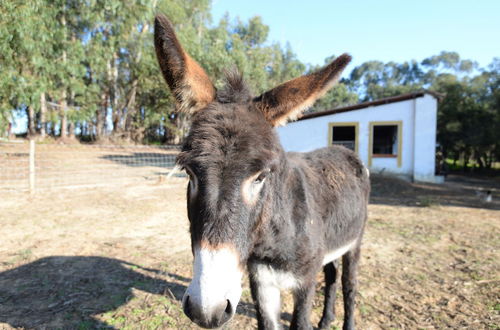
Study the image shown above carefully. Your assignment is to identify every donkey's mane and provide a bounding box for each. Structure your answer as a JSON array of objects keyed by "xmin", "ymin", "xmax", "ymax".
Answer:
[{"xmin": 216, "ymin": 69, "xmax": 252, "ymax": 104}]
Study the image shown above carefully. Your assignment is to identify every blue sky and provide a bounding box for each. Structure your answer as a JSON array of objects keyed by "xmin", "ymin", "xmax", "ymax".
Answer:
[{"xmin": 211, "ymin": 0, "xmax": 499, "ymax": 70}]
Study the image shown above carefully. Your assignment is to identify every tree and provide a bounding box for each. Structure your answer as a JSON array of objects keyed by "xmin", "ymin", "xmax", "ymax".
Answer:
[
  {"xmin": 348, "ymin": 60, "xmax": 424, "ymax": 101},
  {"xmin": 0, "ymin": 1, "xmax": 50, "ymax": 137},
  {"xmin": 429, "ymin": 56, "xmax": 499, "ymax": 170}
]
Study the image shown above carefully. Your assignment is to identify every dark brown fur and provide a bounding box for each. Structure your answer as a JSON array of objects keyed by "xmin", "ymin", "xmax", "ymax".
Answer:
[
  {"xmin": 154, "ymin": 15, "xmax": 215, "ymax": 113},
  {"xmin": 154, "ymin": 14, "xmax": 369, "ymax": 330}
]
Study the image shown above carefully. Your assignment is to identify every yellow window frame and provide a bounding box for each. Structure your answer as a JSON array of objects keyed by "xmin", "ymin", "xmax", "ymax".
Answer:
[{"xmin": 328, "ymin": 122, "xmax": 359, "ymax": 154}]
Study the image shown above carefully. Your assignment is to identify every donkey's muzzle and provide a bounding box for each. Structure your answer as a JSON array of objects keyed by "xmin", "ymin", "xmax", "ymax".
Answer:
[
  {"xmin": 183, "ymin": 295, "xmax": 234, "ymax": 328},
  {"xmin": 181, "ymin": 246, "xmax": 242, "ymax": 328}
]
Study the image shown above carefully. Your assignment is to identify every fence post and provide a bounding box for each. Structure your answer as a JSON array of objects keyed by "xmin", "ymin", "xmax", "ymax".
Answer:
[{"xmin": 29, "ymin": 139, "xmax": 35, "ymax": 194}]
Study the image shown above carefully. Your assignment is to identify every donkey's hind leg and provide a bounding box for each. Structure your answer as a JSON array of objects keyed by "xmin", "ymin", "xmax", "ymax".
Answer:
[
  {"xmin": 318, "ymin": 260, "xmax": 340, "ymax": 329},
  {"xmin": 341, "ymin": 244, "xmax": 361, "ymax": 330}
]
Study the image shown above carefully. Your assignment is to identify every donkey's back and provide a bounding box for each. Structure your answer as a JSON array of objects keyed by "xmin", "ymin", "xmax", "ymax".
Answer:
[
  {"xmin": 301, "ymin": 145, "xmax": 370, "ymax": 205},
  {"xmin": 287, "ymin": 145, "xmax": 370, "ymax": 252}
]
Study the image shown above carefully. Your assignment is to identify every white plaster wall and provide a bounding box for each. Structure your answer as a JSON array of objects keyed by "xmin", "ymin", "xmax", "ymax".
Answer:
[
  {"xmin": 413, "ymin": 95, "xmax": 438, "ymax": 182},
  {"xmin": 276, "ymin": 98, "xmax": 422, "ymax": 176},
  {"xmin": 277, "ymin": 116, "xmax": 329, "ymax": 153}
]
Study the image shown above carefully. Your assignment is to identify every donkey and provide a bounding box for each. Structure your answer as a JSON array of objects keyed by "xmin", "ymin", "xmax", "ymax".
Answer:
[{"xmin": 154, "ymin": 14, "xmax": 370, "ymax": 330}]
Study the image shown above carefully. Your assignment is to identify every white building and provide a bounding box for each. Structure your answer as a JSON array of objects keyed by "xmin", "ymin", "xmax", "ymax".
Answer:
[{"xmin": 277, "ymin": 91, "xmax": 444, "ymax": 183}]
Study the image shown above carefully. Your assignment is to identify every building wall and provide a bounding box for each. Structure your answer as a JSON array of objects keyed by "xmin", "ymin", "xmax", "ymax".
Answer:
[
  {"xmin": 413, "ymin": 95, "xmax": 438, "ymax": 182},
  {"xmin": 276, "ymin": 95, "xmax": 439, "ymax": 181}
]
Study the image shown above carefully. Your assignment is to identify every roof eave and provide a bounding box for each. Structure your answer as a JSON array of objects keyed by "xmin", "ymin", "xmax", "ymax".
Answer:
[{"xmin": 297, "ymin": 90, "xmax": 442, "ymax": 122}]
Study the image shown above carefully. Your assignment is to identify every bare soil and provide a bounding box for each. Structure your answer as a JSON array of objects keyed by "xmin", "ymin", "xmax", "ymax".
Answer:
[{"xmin": 0, "ymin": 173, "xmax": 499, "ymax": 329}]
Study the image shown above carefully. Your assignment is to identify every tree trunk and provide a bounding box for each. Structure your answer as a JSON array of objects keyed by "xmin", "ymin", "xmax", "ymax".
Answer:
[
  {"xmin": 121, "ymin": 21, "xmax": 150, "ymax": 141},
  {"xmin": 88, "ymin": 121, "xmax": 95, "ymax": 140},
  {"xmin": 68, "ymin": 90, "xmax": 76, "ymax": 140},
  {"xmin": 60, "ymin": 113, "xmax": 67, "ymax": 138},
  {"xmin": 68, "ymin": 121, "xmax": 75, "ymax": 139},
  {"xmin": 95, "ymin": 108, "xmax": 103, "ymax": 139},
  {"xmin": 476, "ymin": 152, "xmax": 485, "ymax": 169},
  {"xmin": 59, "ymin": 12, "xmax": 68, "ymax": 140},
  {"xmin": 60, "ymin": 90, "xmax": 68, "ymax": 139},
  {"xmin": 485, "ymin": 152, "xmax": 493, "ymax": 169},
  {"xmin": 27, "ymin": 105, "xmax": 36, "ymax": 137},
  {"xmin": 40, "ymin": 92, "xmax": 46, "ymax": 138},
  {"xmin": 124, "ymin": 79, "xmax": 138, "ymax": 139},
  {"xmin": 96, "ymin": 91, "xmax": 107, "ymax": 139},
  {"xmin": 7, "ymin": 122, "xmax": 14, "ymax": 139},
  {"xmin": 109, "ymin": 52, "xmax": 120, "ymax": 136},
  {"xmin": 462, "ymin": 150, "xmax": 470, "ymax": 172},
  {"xmin": 164, "ymin": 113, "xmax": 178, "ymax": 144},
  {"xmin": 177, "ymin": 113, "xmax": 190, "ymax": 144}
]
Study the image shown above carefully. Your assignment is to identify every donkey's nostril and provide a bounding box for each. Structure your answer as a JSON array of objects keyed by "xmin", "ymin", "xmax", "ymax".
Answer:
[
  {"xmin": 224, "ymin": 299, "xmax": 233, "ymax": 315},
  {"xmin": 183, "ymin": 295, "xmax": 193, "ymax": 319},
  {"xmin": 218, "ymin": 299, "xmax": 234, "ymax": 325}
]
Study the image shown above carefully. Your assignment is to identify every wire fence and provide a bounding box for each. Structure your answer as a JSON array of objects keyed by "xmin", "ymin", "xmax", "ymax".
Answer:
[{"xmin": 0, "ymin": 141, "xmax": 182, "ymax": 192}]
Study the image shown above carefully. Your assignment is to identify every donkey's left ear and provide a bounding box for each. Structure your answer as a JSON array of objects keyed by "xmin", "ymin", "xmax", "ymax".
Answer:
[{"xmin": 253, "ymin": 54, "xmax": 352, "ymax": 126}]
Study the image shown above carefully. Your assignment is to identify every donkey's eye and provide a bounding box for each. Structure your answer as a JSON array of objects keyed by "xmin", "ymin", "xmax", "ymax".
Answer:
[
  {"xmin": 253, "ymin": 174, "xmax": 265, "ymax": 184},
  {"xmin": 253, "ymin": 169, "xmax": 270, "ymax": 184}
]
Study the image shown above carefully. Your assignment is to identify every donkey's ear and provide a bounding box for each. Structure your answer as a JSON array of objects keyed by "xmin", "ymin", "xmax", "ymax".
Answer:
[
  {"xmin": 154, "ymin": 14, "xmax": 216, "ymax": 113},
  {"xmin": 253, "ymin": 54, "xmax": 352, "ymax": 126}
]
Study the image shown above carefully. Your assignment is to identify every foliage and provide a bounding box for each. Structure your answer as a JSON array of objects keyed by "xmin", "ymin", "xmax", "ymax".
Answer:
[
  {"xmin": 0, "ymin": 1, "xmax": 498, "ymax": 169},
  {"xmin": 428, "ymin": 55, "xmax": 499, "ymax": 170},
  {"xmin": 0, "ymin": 0, "xmax": 310, "ymax": 142}
]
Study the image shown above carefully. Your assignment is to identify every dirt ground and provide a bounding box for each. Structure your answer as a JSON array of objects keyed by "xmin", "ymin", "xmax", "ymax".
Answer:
[{"xmin": 0, "ymin": 174, "xmax": 499, "ymax": 329}]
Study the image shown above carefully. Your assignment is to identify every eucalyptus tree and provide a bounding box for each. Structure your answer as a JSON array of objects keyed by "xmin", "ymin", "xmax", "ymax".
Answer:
[
  {"xmin": 423, "ymin": 51, "xmax": 494, "ymax": 168},
  {"xmin": 0, "ymin": 0, "xmax": 52, "ymax": 136},
  {"xmin": 348, "ymin": 60, "xmax": 424, "ymax": 101}
]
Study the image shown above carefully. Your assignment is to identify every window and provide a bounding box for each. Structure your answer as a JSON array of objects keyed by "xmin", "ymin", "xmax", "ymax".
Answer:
[
  {"xmin": 369, "ymin": 121, "xmax": 402, "ymax": 167},
  {"xmin": 373, "ymin": 125, "xmax": 398, "ymax": 155},
  {"xmin": 328, "ymin": 122, "xmax": 358, "ymax": 153}
]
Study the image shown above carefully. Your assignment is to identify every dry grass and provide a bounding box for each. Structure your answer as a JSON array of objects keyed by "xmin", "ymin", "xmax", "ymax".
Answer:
[{"xmin": 0, "ymin": 173, "xmax": 499, "ymax": 329}]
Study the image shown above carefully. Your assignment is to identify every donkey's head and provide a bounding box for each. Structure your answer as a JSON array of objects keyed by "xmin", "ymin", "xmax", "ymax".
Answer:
[{"xmin": 154, "ymin": 14, "xmax": 351, "ymax": 329}]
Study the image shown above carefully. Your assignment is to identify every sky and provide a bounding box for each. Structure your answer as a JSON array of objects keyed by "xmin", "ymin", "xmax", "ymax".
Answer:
[{"xmin": 211, "ymin": 0, "xmax": 500, "ymax": 70}]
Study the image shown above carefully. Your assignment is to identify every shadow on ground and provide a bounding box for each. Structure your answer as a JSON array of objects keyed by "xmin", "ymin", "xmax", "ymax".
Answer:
[
  {"xmin": 0, "ymin": 256, "xmax": 288, "ymax": 329},
  {"xmin": 100, "ymin": 152, "xmax": 177, "ymax": 168},
  {"xmin": 370, "ymin": 174, "xmax": 500, "ymax": 210},
  {"xmin": 0, "ymin": 256, "xmax": 192, "ymax": 329}
]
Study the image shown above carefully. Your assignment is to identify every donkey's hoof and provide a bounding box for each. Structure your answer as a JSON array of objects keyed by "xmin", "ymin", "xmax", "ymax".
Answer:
[{"xmin": 318, "ymin": 316, "xmax": 335, "ymax": 329}]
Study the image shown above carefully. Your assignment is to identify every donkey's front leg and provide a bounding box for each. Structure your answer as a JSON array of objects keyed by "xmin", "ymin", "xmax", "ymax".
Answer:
[
  {"xmin": 249, "ymin": 272, "xmax": 282, "ymax": 330},
  {"xmin": 318, "ymin": 260, "xmax": 340, "ymax": 329},
  {"xmin": 290, "ymin": 280, "xmax": 316, "ymax": 330},
  {"xmin": 341, "ymin": 245, "xmax": 361, "ymax": 330}
]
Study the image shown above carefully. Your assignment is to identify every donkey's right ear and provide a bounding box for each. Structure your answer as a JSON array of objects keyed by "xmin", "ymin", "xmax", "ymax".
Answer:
[{"xmin": 154, "ymin": 14, "xmax": 216, "ymax": 113}]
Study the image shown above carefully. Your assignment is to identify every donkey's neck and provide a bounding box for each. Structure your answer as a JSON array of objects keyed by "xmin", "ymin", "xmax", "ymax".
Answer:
[{"xmin": 251, "ymin": 153, "xmax": 313, "ymax": 254}]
